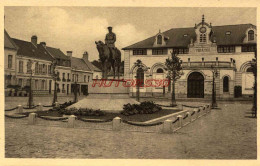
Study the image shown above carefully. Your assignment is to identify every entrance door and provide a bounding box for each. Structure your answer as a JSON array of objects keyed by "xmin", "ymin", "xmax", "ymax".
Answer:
[
  {"xmin": 81, "ymin": 85, "xmax": 88, "ymax": 96},
  {"xmin": 187, "ymin": 72, "xmax": 204, "ymax": 98}
]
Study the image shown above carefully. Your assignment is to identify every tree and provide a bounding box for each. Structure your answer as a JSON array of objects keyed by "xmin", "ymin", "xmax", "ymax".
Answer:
[
  {"xmin": 165, "ymin": 51, "xmax": 183, "ymax": 107},
  {"xmin": 27, "ymin": 59, "xmax": 34, "ymax": 108},
  {"xmin": 251, "ymin": 50, "xmax": 257, "ymax": 118}
]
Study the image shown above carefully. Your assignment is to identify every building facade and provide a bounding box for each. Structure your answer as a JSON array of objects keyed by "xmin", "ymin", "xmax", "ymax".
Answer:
[
  {"xmin": 123, "ymin": 16, "xmax": 256, "ymax": 99},
  {"xmin": 4, "ymin": 30, "xmax": 101, "ymax": 97}
]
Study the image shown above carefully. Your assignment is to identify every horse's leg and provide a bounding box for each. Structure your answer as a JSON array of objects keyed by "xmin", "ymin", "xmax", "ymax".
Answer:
[
  {"xmin": 117, "ymin": 62, "xmax": 120, "ymax": 79},
  {"xmin": 102, "ymin": 61, "xmax": 105, "ymax": 79},
  {"xmin": 112, "ymin": 60, "xmax": 115, "ymax": 79},
  {"xmin": 104, "ymin": 61, "xmax": 107, "ymax": 79}
]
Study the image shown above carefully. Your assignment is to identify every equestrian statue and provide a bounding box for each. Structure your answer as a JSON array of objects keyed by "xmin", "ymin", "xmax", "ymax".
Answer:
[{"xmin": 95, "ymin": 26, "xmax": 121, "ymax": 79}]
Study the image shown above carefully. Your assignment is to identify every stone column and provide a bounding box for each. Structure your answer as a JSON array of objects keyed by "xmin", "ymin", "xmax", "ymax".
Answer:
[{"xmin": 187, "ymin": 112, "xmax": 192, "ymax": 123}]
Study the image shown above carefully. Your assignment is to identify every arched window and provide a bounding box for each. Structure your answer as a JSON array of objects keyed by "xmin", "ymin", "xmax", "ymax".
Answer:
[
  {"xmin": 248, "ymin": 30, "xmax": 254, "ymax": 41},
  {"xmin": 200, "ymin": 34, "xmax": 206, "ymax": 43},
  {"xmin": 137, "ymin": 68, "xmax": 144, "ymax": 87},
  {"xmin": 223, "ymin": 76, "xmax": 229, "ymax": 92},
  {"xmin": 156, "ymin": 68, "xmax": 164, "ymax": 73},
  {"xmin": 246, "ymin": 67, "xmax": 254, "ymax": 73},
  {"xmin": 157, "ymin": 35, "xmax": 162, "ymax": 45}
]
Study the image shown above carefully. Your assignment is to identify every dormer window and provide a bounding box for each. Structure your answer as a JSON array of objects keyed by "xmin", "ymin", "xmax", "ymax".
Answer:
[
  {"xmin": 157, "ymin": 35, "xmax": 162, "ymax": 44},
  {"xmin": 248, "ymin": 30, "xmax": 254, "ymax": 41}
]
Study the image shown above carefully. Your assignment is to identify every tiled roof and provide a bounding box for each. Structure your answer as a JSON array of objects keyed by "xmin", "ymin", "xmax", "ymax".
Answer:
[
  {"xmin": 123, "ymin": 24, "xmax": 256, "ymax": 50},
  {"xmin": 71, "ymin": 57, "xmax": 91, "ymax": 72},
  {"xmin": 12, "ymin": 38, "xmax": 54, "ymax": 61},
  {"xmin": 4, "ymin": 30, "xmax": 18, "ymax": 50},
  {"xmin": 46, "ymin": 46, "xmax": 70, "ymax": 60}
]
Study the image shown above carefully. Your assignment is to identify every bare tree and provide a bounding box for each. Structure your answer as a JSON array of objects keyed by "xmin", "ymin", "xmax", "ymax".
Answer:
[{"xmin": 165, "ymin": 51, "xmax": 183, "ymax": 107}]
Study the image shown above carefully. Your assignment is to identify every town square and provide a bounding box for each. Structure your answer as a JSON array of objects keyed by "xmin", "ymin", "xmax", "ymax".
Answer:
[{"xmin": 4, "ymin": 7, "xmax": 257, "ymax": 159}]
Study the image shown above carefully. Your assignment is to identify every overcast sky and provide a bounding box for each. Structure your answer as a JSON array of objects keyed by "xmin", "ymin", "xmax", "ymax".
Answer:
[{"xmin": 5, "ymin": 7, "xmax": 256, "ymax": 61}]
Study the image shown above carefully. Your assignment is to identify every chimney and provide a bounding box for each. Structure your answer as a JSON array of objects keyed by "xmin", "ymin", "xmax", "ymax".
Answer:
[
  {"xmin": 31, "ymin": 35, "xmax": 37, "ymax": 46},
  {"xmin": 67, "ymin": 51, "xmax": 72, "ymax": 57},
  {"xmin": 83, "ymin": 51, "xmax": 89, "ymax": 62},
  {"xmin": 40, "ymin": 42, "xmax": 46, "ymax": 48}
]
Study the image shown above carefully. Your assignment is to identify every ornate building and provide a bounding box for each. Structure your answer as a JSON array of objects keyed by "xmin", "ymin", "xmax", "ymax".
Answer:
[{"xmin": 123, "ymin": 16, "xmax": 256, "ymax": 99}]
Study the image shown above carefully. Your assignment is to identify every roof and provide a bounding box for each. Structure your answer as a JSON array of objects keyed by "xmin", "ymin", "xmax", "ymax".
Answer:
[
  {"xmin": 84, "ymin": 59, "xmax": 102, "ymax": 72},
  {"xmin": 46, "ymin": 46, "xmax": 70, "ymax": 60},
  {"xmin": 123, "ymin": 24, "xmax": 256, "ymax": 50},
  {"xmin": 4, "ymin": 30, "xmax": 18, "ymax": 50},
  {"xmin": 71, "ymin": 57, "xmax": 91, "ymax": 72},
  {"xmin": 12, "ymin": 38, "xmax": 54, "ymax": 61}
]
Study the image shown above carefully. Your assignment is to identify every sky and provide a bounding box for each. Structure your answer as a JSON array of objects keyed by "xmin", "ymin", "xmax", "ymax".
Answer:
[{"xmin": 5, "ymin": 7, "xmax": 256, "ymax": 61}]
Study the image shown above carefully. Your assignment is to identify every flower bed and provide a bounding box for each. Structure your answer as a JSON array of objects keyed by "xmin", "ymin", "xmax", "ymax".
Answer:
[{"xmin": 121, "ymin": 101, "xmax": 162, "ymax": 116}]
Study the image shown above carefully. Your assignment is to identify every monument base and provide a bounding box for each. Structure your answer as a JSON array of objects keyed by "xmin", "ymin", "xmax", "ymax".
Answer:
[{"xmin": 68, "ymin": 79, "xmax": 139, "ymax": 113}]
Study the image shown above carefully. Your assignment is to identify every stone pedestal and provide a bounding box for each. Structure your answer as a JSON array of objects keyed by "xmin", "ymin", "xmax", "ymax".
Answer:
[
  {"xmin": 37, "ymin": 103, "xmax": 43, "ymax": 111},
  {"xmin": 16, "ymin": 105, "xmax": 23, "ymax": 114},
  {"xmin": 162, "ymin": 119, "xmax": 173, "ymax": 133},
  {"xmin": 68, "ymin": 115, "xmax": 76, "ymax": 128},
  {"xmin": 28, "ymin": 113, "xmax": 37, "ymax": 125},
  {"xmin": 112, "ymin": 117, "xmax": 121, "ymax": 131},
  {"xmin": 177, "ymin": 115, "xmax": 183, "ymax": 127}
]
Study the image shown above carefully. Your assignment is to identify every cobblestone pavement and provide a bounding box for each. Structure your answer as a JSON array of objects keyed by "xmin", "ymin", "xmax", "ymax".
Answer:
[{"xmin": 5, "ymin": 101, "xmax": 256, "ymax": 159}]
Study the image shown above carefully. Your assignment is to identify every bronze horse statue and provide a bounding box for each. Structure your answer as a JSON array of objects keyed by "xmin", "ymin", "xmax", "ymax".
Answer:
[{"xmin": 95, "ymin": 41, "xmax": 121, "ymax": 79}]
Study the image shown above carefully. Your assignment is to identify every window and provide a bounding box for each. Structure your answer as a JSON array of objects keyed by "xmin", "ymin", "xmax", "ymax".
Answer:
[
  {"xmin": 8, "ymin": 55, "xmax": 12, "ymax": 69},
  {"xmin": 19, "ymin": 61, "xmax": 23, "ymax": 73},
  {"xmin": 248, "ymin": 30, "xmax": 254, "ymax": 41},
  {"xmin": 88, "ymin": 76, "xmax": 90, "ymax": 82},
  {"xmin": 136, "ymin": 68, "xmax": 144, "ymax": 87},
  {"xmin": 84, "ymin": 75, "xmax": 86, "ymax": 82},
  {"xmin": 157, "ymin": 35, "xmax": 162, "ymax": 45},
  {"xmin": 152, "ymin": 49, "xmax": 168, "ymax": 55},
  {"xmin": 173, "ymin": 48, "xmax": 189, "ymax": 54},
  {"xmin": 133, "ymin": 49, "xmax": 147, "ymax": 55},
  {"xmin": 225, "ymin": 31, "xmax": 231, "ymax": 35},
  {"xmin": 41, "ymin": 80, "xmax": 45, "ymax": 90},
  {"xmin": 35, "ymin": 80, "xmax": 38, "ymax": 90},
  {"xmin": 63, "ymin": 73, "xmax": 65, "ymax": 79},
  {"xmin": 48, "ymin": 65, "xmax": 51, "ymax": 74},
  {"xmin": 242, "ymin": 45, "xmax": 256, "ymax": 52},
  {"xmin": 67, "ymin": 73, "xmax": 70, "ymax": 79},
  {"xmin": 223, "ymin": 76, "xmax": 229, "ymax": 92},
  {"xmin": 156, "ymin": 68, "xmax": 164, "ymax": 73},
  {"xmin": 246, "ymin": 67, "xmax": 254, "ymax": 73},
  {"xmin": 72, "ymin": 74, "xmax": 74, "ymax": 82},
  {"xmin": 35, "ymin": 63, "xmax": 38, "ymax": 74},
  {"xmin": 26, "ymin": 79, "xmax": 30, "ymax": 86},
  {"xmin": 18, "ymin": 79, "xmax": 23, "ymax": 86},
  {"xmin": 217, "ymin": 46, "xmax": 235, "ymax": 53},
  {"xmin": 27, "ymin": 61, "xmax": 31, "ymax": 73},
  {"xmin": 200, "ymin": 33, "xmax": 206, "ymax": 43}
]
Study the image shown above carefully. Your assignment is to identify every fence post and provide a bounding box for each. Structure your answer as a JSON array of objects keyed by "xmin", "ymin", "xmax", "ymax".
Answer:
[
  {"xmin": 54, "ymin": 102, "xmax": 60, "ymax": 108},
  {"xmin": 37, "ymin": 103, "xmax": 43, "ymax": 111},
  {"xmin": 68, "ymin": 115, "xmax": 76, "ymax": 128},
  {"xmin": 177, "ymin": 115, "xmax": 183, "ymax": 128},
  {"xmin": 112, "ymin": 117, "xmax": 121, "ymax": 131},
  {"xmin": 178, "ymin": 104, "xmax": 183, "ymax": 110},
  {"xmin": 16, "ymin": 105, "xmax": 23, "ymax": 114},
  {"xmin": 187, "ymin": 112, "xmax": 192, "ymax": 123},
  {"xmin": 162, "ymin": 119, "xmax": 173, "ymax": 133},
  {"xmin": 28, "ymin": 113, "xmax": 37, "ymax": 125}
]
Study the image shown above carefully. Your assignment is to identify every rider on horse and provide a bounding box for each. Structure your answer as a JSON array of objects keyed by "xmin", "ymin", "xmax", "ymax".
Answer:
[{"xmin": 105, "ymin": 26, "xmax": 116, "ymax": 49}]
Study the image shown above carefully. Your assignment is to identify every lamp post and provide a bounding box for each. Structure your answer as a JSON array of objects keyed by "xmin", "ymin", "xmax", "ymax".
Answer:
[
  {"xmin": 134, "ymin": 59, "xmax": 149, "ymax": 102},
  {"xmin": 72, "ymin": 67, "xmax": 78, "ymax": 103},
  {"xmin": 211, "ymin": 65, "xmax": 218, "ymax": 109},
  {"xmin": 52, "ymin": 61, "xmax": 58, "ymax": 105}
]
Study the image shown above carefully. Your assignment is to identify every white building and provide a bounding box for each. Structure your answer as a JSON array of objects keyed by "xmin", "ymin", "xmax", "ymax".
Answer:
[{"xmin": 123, "ymin": 16, "xmax": 256, "ymax": 99}]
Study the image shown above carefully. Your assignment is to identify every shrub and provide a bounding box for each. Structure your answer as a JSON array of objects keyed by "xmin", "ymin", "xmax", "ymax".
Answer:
[
  {"xmin": 58, "ymin": 107, "xmax": 105, "ymax": 116},
  {"xmin": 121, "ymin": 101, "xmax": 162, "ymax": 116}
]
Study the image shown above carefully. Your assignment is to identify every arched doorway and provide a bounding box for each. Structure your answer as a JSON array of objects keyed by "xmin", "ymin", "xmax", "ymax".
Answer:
[{"xmin": 187, "ymin": 72, "xmax": 204, "ymax": 98}]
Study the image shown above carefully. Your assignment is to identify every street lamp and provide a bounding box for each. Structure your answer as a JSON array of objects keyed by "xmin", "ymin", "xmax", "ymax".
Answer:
[
  {"xmin": 134, "ymin": 59, "xmax": 149, "ymax": 102},
  {"xmin": 27, "ymin": 59, "xmax": 34, "ymax": 108},
  {"xmin": 211, "ymin": 65, "xmax": 218, "ymax": 109},
  {"xmin": 52, "ymin": 61, "xmax": 58, "ymax": 105},
  {"xmin": 72, "ymin": 67, "xmax": 78, "ymax": 103}
]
